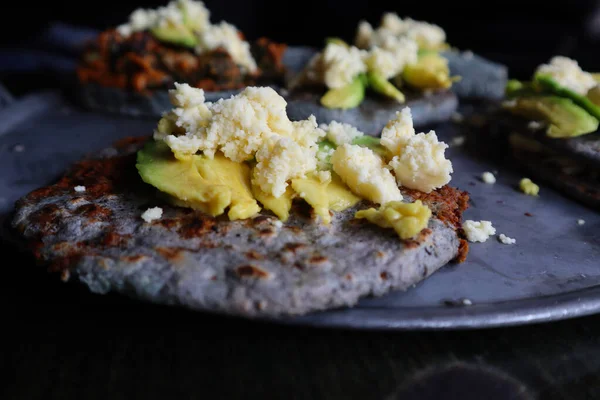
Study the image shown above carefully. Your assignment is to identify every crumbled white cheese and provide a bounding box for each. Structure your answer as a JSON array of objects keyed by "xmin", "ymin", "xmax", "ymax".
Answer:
[
  {"xmin": 358, "ymin": 12, "xmax": 446, "ymax": 50},
  {"xmin": 157, "ymin": 85, "xmax": 297, "ymax": 161},
  {"xmin": 331, "ymin": 144, "xmax": 402, "ymax": 204},
  {"xmin": 528, "ymin": 121, "xmax": 543, "ymax": 130},
  {"xmin": 481, "ymin": 172, "xmax": 496, "ymax": 184},
  {"xmin": 253, "ymin": 136, "xmax": 317, "ymax": 198},
  {"xmin": 389, "ymin": 131, "xmax": 452, "ymax": 193},
  {"xmin": 272, "ymin": 219, "xmax": 283, "ymax": 228},
  {"xmin": 291, "ymin": 115, "xmax": 326, "ymax": 148},
  {"xmin": 462, "ymin": 298, "xmax": 472, "ymax": 306},
  {"xmin": 381, "ymin": 107, "xmax": 415, "ymax": 155},
  {"xmin": 141, "ymin": 207, "xmax": 163, "ymax": 222},
  {"xmin": 320, "ymin": 120, "xmax": 364, "ymax": 146},
  {"xmin": 321, "ymin": 43, "xmax": 367, "ymax": 89},
  {"xmin": 577, "ymin": 219, "xmax": 586, "ymax": 226},
  {"xmin": 74, "ymin": 186, "xmax": 86, "ymax": 192},
  {"xmin": 380, "ymin": 107, "xmax": 452, "ymax": 192},
  {"xmin": 535, "ymin": 56, "xmax": 596, "ymax": 95},
  {"xmin": 498, "ymin": 233, "xmax": 516, "ymax": 245},
  {"xmin": 364, "ymin": 37, "xmax": 418, "ymax": 79},
  {"xmin": 463, "ymin": 220, "xmax": 496, "ymax": 243},
  {"xmin": 117, "ymin": 0, "xmax": 210, "ymax": 37},
  {"xmin": 196, "ymin": 21, "xmax": 257, "ymax": 72},
  {"xmin": 354, "ymin": 20, "xmax": 374, "ymax": 49}
]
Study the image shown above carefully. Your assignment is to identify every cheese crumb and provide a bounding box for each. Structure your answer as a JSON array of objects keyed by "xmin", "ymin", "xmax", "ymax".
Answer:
[
  {"xmin": 462, "ymin": 298, "xmax": 473, "ymax": 306},
  {"xmin": 322, "ymin": 43, "xmax": 367, "ymax": 88},
  {"xmin": 117, "ymin": 0, "xmax": 210, "ymax": 37},
  {"xmin": 364, "ymin": 37, "xmax": 418, "ymax": 79},
  {"xmin": 389, "ymin": 131, "xmax": 452, "ymax": 193},
  {"xmin": 528, "ymin": 121, "xmax": 543, "ymax": 130},
  {"xmin": 253, "ymin": 136, "xmax": 317, "ymax": 198},
  {"xmin": 74, "ymin": 186, "xmax": 86, "ymax": 192},
  {"xmin": 157, "ymin": 85, "xmax": 296, "ymax": 161},
  {"xmin": 272, "ymin": 220, "xmax": 283, "ymax": 228},
  {"xmin": 320, "ymin": 120, "xmax": 364, "ymax": 146},
  {"xmin": 577, "ymin": 219, "xmax": 586, "ymax": 226},
  {"xmin": 498, "ymin": 233, "xmax": 516, "ymax": 245},
  {"xmin": 519, "ymin": 178, "xmax": 540, "ymax": 196},
  {"xmin": 332, "ymin": 144, "xmax": 402, "ymax": 204},
  {"xmin": 381, "ymin": 107, "xmax": 415, "ymax": 155},
  {"xmin": 463, "ymin": 220, "xmax": 496, "ymax": 243},
  {"xmin": 196, "ymin": 21, "xmax": 256, "ymax": 72},
  {"xmin": 535, "ymin": 56, "xmax": 596, "ymax": 95},
  {"xmin": 315, "ymin": 170, "xmax": 332, "ymax": 183},
  {"xmin": 141, "ymin": 207, "xmax": 163, "ymax": 222},
  {"xmin": 481, "ymin": 172, "xmax": 496, "ymax": 184}
]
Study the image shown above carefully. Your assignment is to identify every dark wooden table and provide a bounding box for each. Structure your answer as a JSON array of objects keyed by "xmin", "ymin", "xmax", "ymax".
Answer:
[{"xmin": 3, "ymin": 240, "xmax": 600, "ymax": 400}]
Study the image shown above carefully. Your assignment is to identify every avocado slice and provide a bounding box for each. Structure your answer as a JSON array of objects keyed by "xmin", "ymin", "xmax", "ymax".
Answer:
[
  {"xmin": 587, "ymin": 86, "xmax": 600, "ymax": 106},
  {"xmin": 136, "ymin": 140, "xmax": 260, "ymax": 219},
  {"xmin": 367, "ymin": 72, "xmax": 405, "ymax": 103},
  {"xmin": 534, "ymin": 75, "xmax": 600, "ymax": 121},
  {"xmin": 504, "ymin": 95, "xmax": 599, "ymax": 138},
  {"xmin": 402, "ymin": 52, "xmax": 455, "ymax": 90},
  {"xmin": 150, "ymin": 23, "xmax": 197, "ymax": 48},
  {"xmin": 320, "ymin": 74, "xmax": 367, "ymax": 109}
]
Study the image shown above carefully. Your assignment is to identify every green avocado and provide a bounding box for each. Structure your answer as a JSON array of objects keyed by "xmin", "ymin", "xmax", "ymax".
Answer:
[
  {"xmin": 534, "ymin": 75, "xmax": 600, "ymax": 121},
  {"xmin": 402, "ymin": 52, "xmax": 454, "ymax": 90},
  {"xmin": 505, "ymin": 95, "xmax": 599, "ymax": 138},
  {"xmin": 320, "ymin": 74, "xmax": 367, "ymax": 109},
  {"xmin": 150, "ymin": 24, "xmax": 197, "ymax": 48},
  {"xmin": 367, "ymin": 72, "xmax": 405, "ymax": 103},
  {"xmin": 317, "ymin": 139, "xmax": 336, "ymax": 166}
]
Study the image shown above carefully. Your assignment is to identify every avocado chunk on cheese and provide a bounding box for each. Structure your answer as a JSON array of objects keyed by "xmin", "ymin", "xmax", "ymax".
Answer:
[
  {"xmin": 535, "ymin": 75, "xmax": 600, "ymax": 121},
  {"xmin": 367, "ymin": 71, "xmax": 405, "ymax": 103},
  {"xmin": 355, "ymin": 200, "xmax": 432, "ymax": 240},
  {"xmin": 320, "ymin": 74, "xmax": 367, "ymax": 109},
  {"xmin": 504, "ymin": 95, "xmax": 599, "ymax": 138},
  {"xmin": 137, "ymin": 140, "xmax": 260, "ymax": 220},
  {"xmin": 150, "ymin": 23, "xmax": 198, "ymax": 48},
  {"xmin": 401, "ymin": 52, "xmax": 454, "ymax": 90}
]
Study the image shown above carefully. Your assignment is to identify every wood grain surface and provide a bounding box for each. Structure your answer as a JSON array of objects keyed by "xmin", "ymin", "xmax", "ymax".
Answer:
[{"xmin": 3, "ymin": 241, "xmax": 600, "ymax": 400}]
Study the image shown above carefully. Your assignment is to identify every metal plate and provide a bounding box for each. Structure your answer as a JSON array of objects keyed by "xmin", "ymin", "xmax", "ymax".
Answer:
[{"xmin": 1, "ymin": 92, "xmax": 599, "ymax": 330}]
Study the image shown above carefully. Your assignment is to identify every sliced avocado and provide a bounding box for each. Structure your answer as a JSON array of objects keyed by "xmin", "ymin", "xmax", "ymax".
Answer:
[
  {"xmin": 504, "ymin": 95, "xmax": 599, "ymax": 138},
  {"xmin": 136, "ymin": 140, "xmax": 260, "ymax": 219},
  {"xmin": 402, "ymin": 52, "xmax": 455, "ymax": 90},
  {"xmin": 505, "ymin": 80, "xmax": 544, "ymax": 98},
  {"xmin": 320, "ymin": 74, "xmax": 367, "ymax": 109},
  {"xmin": 367, "ymin": 72, "xmax": 405, "ymax": 103},
  {"xmin": 534, "ymin": 75, "xmax": 600, "ymax": 121},
  {"xmin": 351, "ymin": 135, "xmax": 388, "ymax": 157},
  {"xmin": 150, "ymin": 24, "xmax": 197, "ymax": 48}
]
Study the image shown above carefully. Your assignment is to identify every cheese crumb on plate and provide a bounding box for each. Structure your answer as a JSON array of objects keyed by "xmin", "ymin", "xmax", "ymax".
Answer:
[
  {"xmin": 481, "ymin": 172, "xmax": 496, "ymax": 184},
  {"xmin": 74, "ymin": 186, "xmax": 86, "ymax": 192},
  {"xmin": 463, "ymin": 220, "xmax": 496, "ymax": 243},
  {"xmin": 142, "ymin": 207, "xmax": 163, "ymax": 222},
  {"xmin": 498, "ymin": 233, "xmax": 516, "ymax": 245}
]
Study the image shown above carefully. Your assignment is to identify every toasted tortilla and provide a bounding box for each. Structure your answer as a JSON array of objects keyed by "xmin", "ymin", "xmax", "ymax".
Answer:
[{"xmin": 10, "ymin": 137, "xmax": 469, "ymax": 317}]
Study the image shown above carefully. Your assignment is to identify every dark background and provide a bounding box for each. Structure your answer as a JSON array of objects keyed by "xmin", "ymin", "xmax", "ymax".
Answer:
[{"xmin": 3, "ymin": 0, "xmax": 600, "ymax": 80}]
